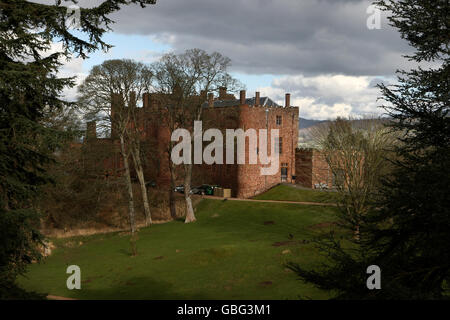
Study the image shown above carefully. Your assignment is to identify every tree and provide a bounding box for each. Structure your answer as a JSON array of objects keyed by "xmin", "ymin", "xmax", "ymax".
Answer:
[
  {"xmin": 78, "ymin": 60, "xmax": 153, "ymax": 256},
  {"xmin": 311, "ymin": 117, "xmax": 394, "ymax": 239},
  {"xmin": 151, "ymin": 54, "xmax": 186, "ymax": 220},
  {"xmin": 288, "ymin": 0, "xmax": 449, "ymax": 299},
  {"xmin": 372, "ymin": 0, "xmax": 450, "ymax": 298},
  {"xmin": 0, "ymin": 0, "xmax": 155, "ymax": 298},
  {"xmin": 151, "ymin": 49, "xmax": 243, "ymax": 223}
]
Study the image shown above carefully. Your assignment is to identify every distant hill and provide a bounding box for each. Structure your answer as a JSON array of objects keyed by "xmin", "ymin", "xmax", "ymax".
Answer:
[
  {"xmin": 298, "ymin": 117, "xmax": 389, "ymax": 130},
  {"xmin": 298, "ymin": 118, "xmax": 327, "ymax": 129},
  {"xmin": 297, "ymin": 117, "xmax": 389, "ymax": 148}
]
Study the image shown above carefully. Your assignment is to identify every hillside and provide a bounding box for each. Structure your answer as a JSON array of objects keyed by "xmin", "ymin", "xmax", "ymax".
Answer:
[
  {"xmin": 19, "ymin": 197, "xmax": 340, "ymax": 299},
  {"xmin": 298, "ymin": 117, "xmax": 389, "ymax": 148},
  {"xmin": 298, "ymin": 118, "xmax": 327, "ymax": 130}
]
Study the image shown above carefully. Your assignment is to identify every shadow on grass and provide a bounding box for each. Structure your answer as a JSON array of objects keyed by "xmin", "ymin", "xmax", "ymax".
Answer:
[
  {"xmin": 119, "ymin": 248, "xmax": 131, "ymax": 256},
  {"xmin": 69, "ymin": 276, "xmax": 209, "ymax": 300}
]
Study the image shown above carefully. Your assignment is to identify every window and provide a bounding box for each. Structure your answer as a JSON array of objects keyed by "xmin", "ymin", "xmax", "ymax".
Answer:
[
  {"xmin": 278, "ymin": 137, "xmax": 283, "ymax": 154},
  {"xmin": 276, "ymin": 115, "xmax": 282, "ymax": 125}
]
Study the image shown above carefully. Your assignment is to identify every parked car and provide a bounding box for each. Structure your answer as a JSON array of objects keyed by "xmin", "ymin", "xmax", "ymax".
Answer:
[
  {"xmin": 146, "ymin": 180, "xmax": 157, "ymax": 188},
  {"xmin": 174, "ymin": 185, "xmax": 184, "ymax": 193},
  {"xmin": 175, "ymin": 184, "xmax": 221, "ymax": 195},
  {"xmin": 190, "ymin": 186, "xmax": 202, "ymax": 195},
  {"xmin": 192, "ymin": 184, "xmax": 217, "ymax": 195}
]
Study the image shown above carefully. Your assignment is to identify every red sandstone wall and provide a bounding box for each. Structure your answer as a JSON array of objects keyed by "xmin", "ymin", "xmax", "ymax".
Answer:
[
  {"xmin": 311, "ymin": 150, "xmax": 333, "ymax": 188},
  {"xmin": 295, "ymin": 148, "xmax": 332, "ymax": 189},
  {"xmin": 295, "ymin": 149, "xmax": 313, "ymax": 188},
  {"xmin": 236, "ymin": 105, "xmax": 298, "ymax": 198}
]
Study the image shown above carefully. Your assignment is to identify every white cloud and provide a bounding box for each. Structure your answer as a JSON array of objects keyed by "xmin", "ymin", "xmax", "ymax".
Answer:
[
  {"xmin": 44, "ymin": 42, "xmax": 87, "ymax": 101},
  {"xmin": 257, "ymin": 74, "xmax": 389, "ymax": 119}
]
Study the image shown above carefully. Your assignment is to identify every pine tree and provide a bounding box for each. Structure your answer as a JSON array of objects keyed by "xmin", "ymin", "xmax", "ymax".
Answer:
[
  {"xmin": 0, "ymin": 0, "xmax": 155, "ymax": 299},
  {"xmin": 288, "ymin": 0, "xmax": 449, "ymax": 299}
]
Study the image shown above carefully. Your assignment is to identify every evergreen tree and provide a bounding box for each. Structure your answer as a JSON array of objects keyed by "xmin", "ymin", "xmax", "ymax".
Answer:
[
  {"xmin": 288, "ymin": 0, "xmax": 449, "ymax": 299},
  {"xmin": 0, "ymin": 0, "xmax": 155, "ymax": 299}
]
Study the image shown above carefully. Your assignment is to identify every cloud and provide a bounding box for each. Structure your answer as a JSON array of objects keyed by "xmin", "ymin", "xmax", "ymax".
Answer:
[
  {"xmin": 32, "ymin": 0, "xmax": 412, "ymax": 115},
  {"xmin": 43, "ymin": 42, "xmax": 87, "ymax": 101},
  {"xmin": 257, "ymin": 74, "xmax": 390, "ymax": 119},
  {"xmin": 101, "ymin": 0, "xmax": 414, "ymax": 76},
  {"xmin": 34, "ymin": 0, "xmax": 414, "ymax": 76}
]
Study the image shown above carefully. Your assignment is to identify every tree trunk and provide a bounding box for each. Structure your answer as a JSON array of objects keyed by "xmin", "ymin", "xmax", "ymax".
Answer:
[
  {"xmin": 168, "ymin": 158, "xmax": 177, "ymax": 220},
  {"xmin": 184, "ymin": 163, "xmax": 196, "ymax": 223},
  {"xmin": 120, "ymin": 135, "xmax": 136, "ymax": 234},
  {"xmin": 131, "ymin": 146, "xmax": 152, "ymax": 226}
]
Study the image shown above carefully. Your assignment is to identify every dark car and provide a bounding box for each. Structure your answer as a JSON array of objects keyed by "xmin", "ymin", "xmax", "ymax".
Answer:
[
  {"xmin": 146, "ymin": 180, "xmax": 157, "ymax": 188},
  {"xmin": 191, "ymin": 184, "xmax": 215, "ymax": 195}
]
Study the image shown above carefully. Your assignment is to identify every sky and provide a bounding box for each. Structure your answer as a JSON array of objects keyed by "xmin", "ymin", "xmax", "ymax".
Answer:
[{"xmin": 37, "ymin": 0, "xmax": 416, "ymax": 120}]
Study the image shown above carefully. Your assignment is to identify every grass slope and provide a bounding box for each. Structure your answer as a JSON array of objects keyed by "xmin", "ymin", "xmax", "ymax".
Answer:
[
  {"xmin": 19, "ymin": 199, "xmax": 339, "ymax": 300},
  {"xmin": 254, "ymin": 184, "xmax": 338, "ymax": 203}
]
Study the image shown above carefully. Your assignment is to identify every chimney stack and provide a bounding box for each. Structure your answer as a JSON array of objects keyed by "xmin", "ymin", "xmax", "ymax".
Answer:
[
  {"xmin": 129, "ymin": 91, "xmax": 136, "ymax": 107},
  {"xmin": 255, "ymin": 91, "xmax": 260, "ymax": 106},
  {"xmin": 208, "ymin": 92, "xmax": 214, "ymax": 108},
  {"xmin": 86, "ymin": 121, "xmax": 96, "ymax": 140},
  {"xmin": 219, "ymin": 87, "xmax": 227, "ymax": 100},
  {"xmin": 143, "ymin": 93, "xmax": 149, "ymax": 109},
  {"xmin": 149, "ymin": 94, "xmax": 156, "ymax": 109},
  {"xmin": 110, "ymin": 93, "xmax": 122, "ymax": 139},
  {"xmin": 240, "ymin": 90, "xmax": 246, "ymax": 105},
  {"xmin": 285, "ymin": 93, "xmax": 291, "ymax": 108}
]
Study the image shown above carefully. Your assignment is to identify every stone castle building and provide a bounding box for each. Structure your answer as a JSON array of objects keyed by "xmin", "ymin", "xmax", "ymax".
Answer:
[
  {"xmin": 85, "ymin": 87, "xmax": 332, "ymax": 198},
  {"xmin": 195, "ymin": 89, "xmax": 299, "ymax": 198}
]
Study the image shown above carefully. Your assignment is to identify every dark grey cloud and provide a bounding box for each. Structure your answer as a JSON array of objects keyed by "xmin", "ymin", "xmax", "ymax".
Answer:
[
  {"xmin": 104, "ymin": 0, "xmax": 414, "ymax": 76},
  {"xmin": 32, "ymin": 0, "xmax": 415, "ymax": 118},
  {"xmin": 34, "ymin": 0, "xmax": 414, "ymax": 76}
]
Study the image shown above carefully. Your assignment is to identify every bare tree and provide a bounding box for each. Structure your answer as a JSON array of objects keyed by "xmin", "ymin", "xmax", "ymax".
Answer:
[
  {"xmin": 78, "ymin": 59, "xmax": 153, "ymax": 238},
  {"xmin": 311, "ymin": 117, "xmax": 395, "ymax": 239},
  {"xmin": 151, "ymin": 52, "xmax": 200, "ymax": 222},
  {"xmin": 151, "ymin": 49, "xmax": 244, "ymax": 223}
]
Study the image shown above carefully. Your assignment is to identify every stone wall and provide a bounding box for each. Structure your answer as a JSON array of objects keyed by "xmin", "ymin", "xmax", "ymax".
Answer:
[
  {"xmin": 311, "ymin": 149, "xmax": 332, "ymax": 188},
  {"xmin": 295, "ymin": 148, "xmax": 332, "ymax": 189},
  {"xmin": 295, "ymin": 149, "xmax": 313, "ymax": 188},
  {"xmin": 196, "ymin": 99, "xmax": 298, "ymax": 198}
]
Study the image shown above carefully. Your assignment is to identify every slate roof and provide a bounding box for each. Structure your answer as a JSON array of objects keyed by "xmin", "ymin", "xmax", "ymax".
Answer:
[{"xmin": 202, "ymin": 96, "xmax": 280, "ymax": 108}]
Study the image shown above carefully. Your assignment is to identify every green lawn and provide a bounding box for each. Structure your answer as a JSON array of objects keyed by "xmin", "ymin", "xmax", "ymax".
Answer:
[
  {"xmin": 19, "ymin": 199, "xmax": 340, "ymax": 300},
  {"xmin": 254, "ymin": 184, "xmax": 338, "ymax": 203}
]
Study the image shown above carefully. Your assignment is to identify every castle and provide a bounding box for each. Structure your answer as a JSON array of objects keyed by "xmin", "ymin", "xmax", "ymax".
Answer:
[{"xmin": 85, "ymin": 87, "xmax": 331, "ymax": 198}]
